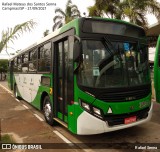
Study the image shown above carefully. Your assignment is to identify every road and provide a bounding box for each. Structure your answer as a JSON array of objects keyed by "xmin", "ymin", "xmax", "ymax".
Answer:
[{"xmin": 0, "ymin": 81, "xmax": 160, "ymax": 152}]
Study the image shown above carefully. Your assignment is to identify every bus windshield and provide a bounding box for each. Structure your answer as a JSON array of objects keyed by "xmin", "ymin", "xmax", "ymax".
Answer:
[{"xmin": 78, "ymin": 40, "xmax": 150, "ymax": 88}]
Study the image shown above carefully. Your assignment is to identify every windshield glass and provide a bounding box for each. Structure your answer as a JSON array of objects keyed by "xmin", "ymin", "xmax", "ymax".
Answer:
[{"xmin": 77, "ymin": 40, "xmax": 150, "ymax": 88}]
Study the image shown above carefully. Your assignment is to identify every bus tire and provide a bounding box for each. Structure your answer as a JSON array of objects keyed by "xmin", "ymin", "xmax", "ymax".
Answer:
[
  {"xmin": 14, "ymin": 84, "xmax": 18, "ymax": 98},
  {"xmin": 43, "ymin": 96, "xmax": 54, "ymax": 126}
]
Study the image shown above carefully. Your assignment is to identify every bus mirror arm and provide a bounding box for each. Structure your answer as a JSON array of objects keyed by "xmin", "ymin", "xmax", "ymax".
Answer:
[
  {"xmin": 74, "ymin": 62, "xmax": 81, "ymax": 74},
  {"xmin": 73, "ymin": 35, "xmax": 81, "ymax": 42},
  {"xmin": 73, "ymin": 39, "xmax": 82, "ymax": 74},
  {"xmin": 73, "ymin": 40, "xmax": 81, "ymax": 62}
]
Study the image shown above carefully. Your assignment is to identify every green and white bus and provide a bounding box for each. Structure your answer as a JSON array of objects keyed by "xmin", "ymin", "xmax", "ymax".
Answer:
[
  {"xmin": 154, "ymin": 35, "xmax": 160, "ymax": 102},
  {"xmin": 8, "ymin": 17, "xmax": 152, "ymax": 135}
]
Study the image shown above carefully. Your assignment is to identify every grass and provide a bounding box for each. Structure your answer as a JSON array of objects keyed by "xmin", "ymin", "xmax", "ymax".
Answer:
[
  {"xmin": 1, "ymin": 134, "xmax": 14, "ymax": 143},
  {"xmin": 0, "ymin": 134, "xmax": 15, "ymax": 152}
]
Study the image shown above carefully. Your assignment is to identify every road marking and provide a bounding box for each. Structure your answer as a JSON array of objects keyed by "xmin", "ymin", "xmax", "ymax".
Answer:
[
  {"xmin": 53, "ymin": 131, "xmax": 73, "ymax": 144},
  {"xmin": 0, "ymin": 84, "xmax": 12, "ymax": 94},
  {"xmin": 16, "ymin": 99, "xmax": 20, "ymax": 102},
  {"xmin": 34, "ymin": 114, "xmax": 44, "ymax": 121},
  {"xmin": 22, "ymin": 104, "xmax": 29, "ymax": 109}
]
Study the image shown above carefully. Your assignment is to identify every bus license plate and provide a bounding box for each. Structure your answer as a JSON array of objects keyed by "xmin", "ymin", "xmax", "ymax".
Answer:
[{"xmin": 124, "ymin": 116, "xmax": 136, "ymax": 124}]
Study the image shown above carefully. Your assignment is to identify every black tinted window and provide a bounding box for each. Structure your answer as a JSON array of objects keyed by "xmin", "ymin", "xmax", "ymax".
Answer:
[{"xmin": 38, "ymin": 42, "xmax": 51, "ymax": 72}]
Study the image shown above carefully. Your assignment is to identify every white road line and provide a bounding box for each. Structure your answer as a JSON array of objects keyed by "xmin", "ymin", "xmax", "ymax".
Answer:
[
  {"xmin": 16, "ymin": 99, "xmax": 20, "ymax": 102},
  {"xmin": 22, "ymin": 104, "xmax": 29, "ymax": 109},
  {"xmin": 34, "ymin": 114, "xmax": 44, "ymax": 121},
  {"xmin": 0, "ymin": 84, "xmax": 12, "ymax": 94},
  {"xmin": 53, "ymin": 130, "xmax": 72, "ymax": 144}
]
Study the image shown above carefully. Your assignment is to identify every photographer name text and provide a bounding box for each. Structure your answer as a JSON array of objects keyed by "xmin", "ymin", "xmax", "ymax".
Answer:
[{"xmin": 1, "ymin": 2, "xmax": 56, "ymax": 11}]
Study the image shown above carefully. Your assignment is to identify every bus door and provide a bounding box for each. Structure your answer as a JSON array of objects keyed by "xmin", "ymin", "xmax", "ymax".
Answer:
[
  {"xmin": 154, "ymin": 35, "xmax": 160, "ymax": 103},
  {"xmin": 54, "ymin": 37, "xmax": 74, "ymax": 123}
]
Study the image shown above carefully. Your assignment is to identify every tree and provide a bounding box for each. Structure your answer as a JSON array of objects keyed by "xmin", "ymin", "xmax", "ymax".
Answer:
[
  {"xmin": 88, "ymin": 0, "xmax": 160, "ymax": 28},
  {"xmin": 120, "ymin": 0, "xmax": 160, "ymax": 28},
  {"xmin": 43, "ymin": 29, "xmax": 49, "ymax": 37},
  {"xmin": 88, "ymin": 0, "xmax": 122, "ymax": 19},
  {"xmin": 53, "ymin": 0, "xmax": 81, "ymax": 31},
  {"xmin": 0, "ymin": 59, "xmax": 8, "ymax": 81},
  {"xmin": 88, "ymin": 5, "xmax": 103, "ymax": 17},
  {"xmin": 0, "ymin": 19, "xmax": 36, "ymax": 54}
]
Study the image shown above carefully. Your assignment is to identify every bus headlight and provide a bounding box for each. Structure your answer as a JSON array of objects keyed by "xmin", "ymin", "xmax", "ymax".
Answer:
[
  {"xmin": 81, "ymin": 100, "xmax": 91, "ymax": 112},
  {"xmin": 93, "ymin": 107, "xmax": 101, "ymax": 115},
  {"xmin": 93, "ymin": 107, "xmax": 102, "ymax": 118},
  {"xmin": 80, "ymin": 99, "xmax": 103, "ymax": 119}
]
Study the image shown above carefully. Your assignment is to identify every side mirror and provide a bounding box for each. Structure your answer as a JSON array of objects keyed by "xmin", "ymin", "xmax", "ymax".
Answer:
[{"xmin": 73, "ymin": 41, "xmax": 81, "ymax": 62}]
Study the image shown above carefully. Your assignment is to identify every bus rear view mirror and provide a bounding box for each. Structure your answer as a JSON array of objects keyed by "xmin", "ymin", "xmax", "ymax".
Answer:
[{"xmin": 73, "ymin": 41, "xmax": 81, "ymax": 62}]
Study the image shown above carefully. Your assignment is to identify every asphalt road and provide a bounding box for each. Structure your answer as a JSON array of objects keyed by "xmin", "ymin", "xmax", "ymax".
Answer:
[{"xmin": 0, "ymin": 81, "xmax": 160, "ymax": 152}]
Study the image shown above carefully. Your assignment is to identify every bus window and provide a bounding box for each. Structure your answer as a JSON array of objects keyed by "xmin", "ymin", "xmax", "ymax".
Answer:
[
  {"xmin": 29, "ymin": 49, "xmax": 37, "ymax": 72},
  {"xmin": 17, "ymin": 56, "xmax": 22, "ymax": 72},
  {"xmin": 13, "ymin": 57, "xmax": 18, "ymax": 72},
  {"xmin": 38, "ymin": 42, "xmax": 51, "ymax": 72},
  {"xmin": 22, "ymin": 53, "xmax": 28, "ymax": 73}
]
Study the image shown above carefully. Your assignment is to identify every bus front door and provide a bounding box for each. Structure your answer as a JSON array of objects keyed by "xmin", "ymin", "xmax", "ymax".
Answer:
[
  {"xmin": 154, "ymin": 35, "xmax": 160, "ymax": 103},
  {"xmin": 54, "ymin": 38, "xmax": 74, "ymax": 123}
]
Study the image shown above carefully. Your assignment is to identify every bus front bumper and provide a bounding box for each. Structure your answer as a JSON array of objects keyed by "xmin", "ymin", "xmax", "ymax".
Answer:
[{"xmin": 77, "ymin": 102, "xmax": 153, "ymax": 135}]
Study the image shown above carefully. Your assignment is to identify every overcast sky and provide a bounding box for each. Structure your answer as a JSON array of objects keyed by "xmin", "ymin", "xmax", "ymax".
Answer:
[{"xmin": 0, "ymin": 0, "xmax": 159, "ymax": 59}]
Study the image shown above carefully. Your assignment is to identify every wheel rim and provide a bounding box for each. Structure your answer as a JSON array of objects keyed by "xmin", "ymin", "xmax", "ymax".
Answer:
[
  {"xmin": 15, "ymin": 89, "xmax": 17, "ymax": 97},
  {"xmin": 44, "ymin": 102, "xmax": 52, "ymax": 120}
]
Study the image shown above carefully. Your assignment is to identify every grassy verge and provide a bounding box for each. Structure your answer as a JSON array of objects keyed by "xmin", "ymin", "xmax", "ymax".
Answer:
[
  {"xmin": 1, "ymin": 134, "xmax": 14, "ymax": 143},
  {"xmin": 0, "ymin": 134, "xmax": 15, "ymax": 152}
]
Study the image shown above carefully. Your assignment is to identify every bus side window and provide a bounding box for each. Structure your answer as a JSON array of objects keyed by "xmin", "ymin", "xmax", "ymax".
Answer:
[
  {"xmin": 22, "ymin": 53, "xmax": 29, "ymax": 73},
  {"xmin": 14, "ymin": 57, "xmax": 18, "ymax": 72},
  {"xmin": 41, "ymin": 76, "xmax": 51, "ymax": 86},
  {"xmin": 29, "ymin": 49, "xmax": 37, "ymax": 72},
  {"xmin": 38, "ymin": 42, "xmax": 51, "ymax": 72},
  {"xmin": 17, "ymin": 56, "xmax": 22, "ymax": 72}
]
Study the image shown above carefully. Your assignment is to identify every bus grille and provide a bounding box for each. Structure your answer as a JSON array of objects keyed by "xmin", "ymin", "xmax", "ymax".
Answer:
[
  {"xmin": 96, "ymin": 87, "xmax": 151, "ymax": 102},
  {"xmin": 104, "ymin": 107, "xmax": 150, "ymax": 126}
]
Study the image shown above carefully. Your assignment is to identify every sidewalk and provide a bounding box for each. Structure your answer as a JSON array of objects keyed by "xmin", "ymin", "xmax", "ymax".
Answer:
[{"xmin": 0, "ymin": 81, "xmax": 82, "ymax": 152}]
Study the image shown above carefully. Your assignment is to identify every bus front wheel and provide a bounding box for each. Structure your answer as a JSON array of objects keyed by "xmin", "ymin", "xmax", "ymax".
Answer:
[
  {"xmin": 14, "ymin": 85, "xmax": 18, "ymax": 98},
  {"xmin": 43, "ymin": 96, "xmax": 54, "ymax": 126}
]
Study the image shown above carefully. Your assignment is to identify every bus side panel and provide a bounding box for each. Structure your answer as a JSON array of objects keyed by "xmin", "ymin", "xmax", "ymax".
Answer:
[
  {"xmin": 154, "ymin": 35, "xmax": 160, "ymax": 103},
  {"xmin": 31, "ymin": 74, "xmax": 53, "ymax": 110}
]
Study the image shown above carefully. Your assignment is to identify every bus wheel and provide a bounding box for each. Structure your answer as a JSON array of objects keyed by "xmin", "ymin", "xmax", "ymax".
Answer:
[
  {"xmin": 43, "ymin": 96, "xmax": 54, "ymax": 126},
  {"xmin": 14, "ymin": 85, "xmax": 18, "ymax": 98}
]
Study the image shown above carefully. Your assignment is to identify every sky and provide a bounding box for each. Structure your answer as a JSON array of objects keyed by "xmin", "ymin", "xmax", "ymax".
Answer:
[{"xmin": 0, "ymin": 0, "xmax": 160, "ymax": 60}]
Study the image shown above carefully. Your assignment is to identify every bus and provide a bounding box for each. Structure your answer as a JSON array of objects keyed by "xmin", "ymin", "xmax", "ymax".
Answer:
[
  {"xmin": 8, "ymin": 17, "xmax": 152, "ymax": 135},
  {"xmin": 154, "ymin": 35, "xmax": 160, "ymax": 102}
]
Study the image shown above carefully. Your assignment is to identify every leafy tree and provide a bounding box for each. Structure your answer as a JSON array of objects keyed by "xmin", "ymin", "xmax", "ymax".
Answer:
[
  {"xmin": 53, "ymin": 0, "xmax": 81, "ymax": 31},
  {"xmin": 0, "ymin": 59, "xmax": 8, "ymax": 80},
  {"xmin": 0, "ymin": 19, "xmax": 36, "ymax": 54},
  {"xmin": 88, "ymin": 5, "xmax": 103, "ymax": 17},
  {"xmin": 43, "ymin": 29, "xmax": 49, "ymax": 37},
  {"xmin": 88, "ymin": 0, "xmax": 122, "ymax": 18},
  {"xmin": 120, "ymin": 0, "xmax": 160, "ymax": 28},
  {"xmin": 88, "ymin": 0, "xmax": 160, "ymax": 28}
]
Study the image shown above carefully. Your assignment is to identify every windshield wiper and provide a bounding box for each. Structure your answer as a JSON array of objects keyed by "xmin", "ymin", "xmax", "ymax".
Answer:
[{"xmin": 103, "ymin": 36, "xmax": 117, "ymax": 56}]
